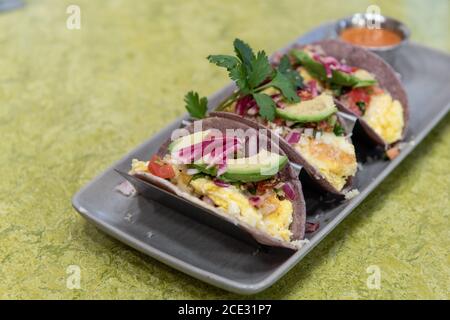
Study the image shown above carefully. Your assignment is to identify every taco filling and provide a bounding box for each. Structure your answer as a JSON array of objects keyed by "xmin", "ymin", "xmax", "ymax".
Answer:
[
  {"xmin": 289, "ymin": 45, "xmax": 405, "ymax": 145},
  {"xmin": 130, "ymin": 130, "xmax": 300, "ymax": 243},
  {"xmin": 223, "ymin": 91, "xmax": 357, "ymax": 192},
  {"xmin": 340, "ymin": 87, "xmax": 404, "ymax": 144},
  {"xmin": 184, "ymin": 38, "xmax": 362, "ymax": 194}
]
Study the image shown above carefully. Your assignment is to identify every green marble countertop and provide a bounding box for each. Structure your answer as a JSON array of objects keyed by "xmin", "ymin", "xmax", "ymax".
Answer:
[{"xmin": 0, "ymin": 0, "xmax": 449, "ymax": 299}]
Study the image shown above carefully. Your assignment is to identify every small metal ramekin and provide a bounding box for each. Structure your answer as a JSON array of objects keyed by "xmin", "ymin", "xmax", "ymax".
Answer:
[{"xmin": 334, "ymin": 13, "xmax": 411, "ymax": 65}]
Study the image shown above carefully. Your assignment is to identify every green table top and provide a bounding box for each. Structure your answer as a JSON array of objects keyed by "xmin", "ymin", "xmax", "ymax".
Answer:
[{"xmin": 0, "ymin": 0, "xmax": 449, "ymax": 299}]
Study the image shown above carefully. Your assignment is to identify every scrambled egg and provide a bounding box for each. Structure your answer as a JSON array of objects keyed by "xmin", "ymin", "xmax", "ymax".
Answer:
[
  {"xmin": 295, "ymin": 133, "xmax": 357, "ymax": 191},
  {"xmin": 363, "ymin": 93, "xmax": 404, "ymax": 144},
  {"xmin": 131, "ymin": 160, "xmax": 294, "ymax": 241},
  {"xmin": 190, "ymin": 178, "xmax": 293, "ymax": 241},
  {"xmin": 130, "ymin": 159, "xmax": 149, "ymax": 174},
  {"xmin": 263, "ymin": 195, "xmax": 294, "ymax": 242}
]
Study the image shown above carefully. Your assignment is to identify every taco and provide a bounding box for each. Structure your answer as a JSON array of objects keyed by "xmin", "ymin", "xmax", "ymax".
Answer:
[
  {"xmin": 128, "ymin": 116, "xmax": 306, "ymax": 250},
  {"xmin": 215, "ymin": 85, "xmax": 359, "ymax": 195},
  {"xmin": 289, "ymin": 39, "xmax": 409, "ymax": 147}
]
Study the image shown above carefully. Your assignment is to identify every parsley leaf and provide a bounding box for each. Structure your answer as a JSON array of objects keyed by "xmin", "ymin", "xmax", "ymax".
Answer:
[
  {"xmin": 277, "ymin": 55, "xmax": 303, "ymax": 89},
  {"xmin": 207, "ymin": 54, "xmax": 249, "ymax": 92},
  {"xmin": 356, "ymin": 101, "xmax": 366, "ymax": 113},
  {"xmin": 277, "ymin": 54, "xmax": 292, "ymax": 73},
  {"xmin": 229, "ymin": 63, "xmax": 250, "ymax": 93},
  {"xmin": 207, "ymin": 55, "xmax": 240, "ymax": 70},
  {"xmin": 198, "ymin": 39, "xmax": 304, "ymax": 121},
  {"xmin": 252, "ymin": 93, "xmax": 276, "ymax": 121},
  {"xmin": 333, "ymin": 123, "xmax": 345, "ymax": 136},
  {"xmin": 184, "ymin": 91, "xmax": 208, "ymax": 119},
  {"xmin": 233, "ymin": 38, "xmax": 255, "ymax": 68},
  {"xmin": 248, "ymin": 50, "xmax": 272, "ymax": 88},
  {"xmin": 266, "ymin": 71, "xmax": 300, "ymax": 103}
]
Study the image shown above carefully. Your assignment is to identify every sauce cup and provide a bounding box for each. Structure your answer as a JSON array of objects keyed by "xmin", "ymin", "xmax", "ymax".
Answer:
[{"xmin": 334, "ymin": 13, "xmax": 410, "ymax": 67}]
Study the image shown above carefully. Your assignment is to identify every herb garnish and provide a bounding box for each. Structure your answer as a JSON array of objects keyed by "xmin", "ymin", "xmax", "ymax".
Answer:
[
  {"xmin": 184, "ymin": 91, "xmax": 208, "ymax": 119},
  {"xmin": 356, "ymin": 101, "xmax": 366, "ymax": 113},
  {"xmin": 277, "ymin": 55, "xmax": 304, "ymax": 89},
  {"xmin": 184, "ymin": 39, "xmax": 302, "ymax": 121},
  {"xmin": 333, "ymin": 123, "xmax": 346, "ymax": 136}
]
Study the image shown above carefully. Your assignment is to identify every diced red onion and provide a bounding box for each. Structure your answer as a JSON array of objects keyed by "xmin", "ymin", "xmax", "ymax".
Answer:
[
  {"xmin": 282, "ymin": 183, "xmax": 296, "ymax": 201},
  {"xmin": 213, "ymin": 179, "xmax": 229, "ymax": 188},
  {"xmin": 235, "ymin": 96, "xmax": 256, "ymax": 116},
  {"xmin": 313, "ymin": 54, "xmax": 333, "ymax": 78},
  {"xmin": 175, "ymin": 136, "xmax": 241, "ymax": 166},
  {"xmin": 205, "ymin": 137, "xmax": 241, "ymax": 167},
  {"xmin": 337, "ymin": 64, "xmax": 353, "ymax": 73},
  {"xmin": 285, "ymin": 131, "xmax": 301, "ymax": 144},
  {"xmin": 320, "ymin": 55, "xmax": 339, "ymax": 65},
  {"xmin": 313, "ymin": 54, "xmax": 353, "ymax": 78},
  {"xmin": 306, "ymin": 222, "xmax": 320, "ymax": 233},
  {"xmin": 249, "ymin": 196, "xmax": 262, "ymax": 207},
  {"xmin": 174, "ymin": 139, "xmax": 215, "ymax": 163},
  {"xmin": 276, "ymin": 101, "xmax": 287, "ymax": 109},
  {"xmin": 271, "ymin": 94, "xmax": 287, "ymax": 109},
  {"xmin": 308, "ymin": 80, "xmax": 318, "ymax": 97},
  {"xmin": 235, "ymin": 98, "xmax": 246, "ymax": 116}
]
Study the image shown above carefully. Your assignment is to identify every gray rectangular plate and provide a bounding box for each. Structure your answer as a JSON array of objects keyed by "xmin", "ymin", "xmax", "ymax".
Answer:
[{"xmin": 72, "ymin": 23, "xmax": 450, "ymax": 294}]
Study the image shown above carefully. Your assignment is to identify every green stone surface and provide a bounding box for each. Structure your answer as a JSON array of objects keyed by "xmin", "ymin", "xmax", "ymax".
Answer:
[{"xmin": 0, "ymin": 0, "xmax": 448, "ymax": 299}]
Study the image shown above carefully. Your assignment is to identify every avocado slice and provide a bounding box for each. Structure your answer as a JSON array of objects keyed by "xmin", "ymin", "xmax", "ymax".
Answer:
[
  {"xmin": 290, "ymin": 49, "xmax": 377, "ymax": 88},
  {"xmin": 168, "ymin": 130, "xmax": 211, "ymax": 153},
  {"xmin": 276, "ymin": 93, "xmax": 337, "ymax": 122},
  {"xmin": 193, "ymin": 151, "xmax": 288, "ymax": 182}
]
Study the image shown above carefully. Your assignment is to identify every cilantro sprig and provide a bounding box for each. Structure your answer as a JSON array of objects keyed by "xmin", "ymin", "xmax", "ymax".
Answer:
[
  {"xmin": 184, "ymin": 38, "xmax": 303, "ymax": 122},
  {"xmin": 184, "ymin": 91, "xmax": 208, "ymax": 119}
]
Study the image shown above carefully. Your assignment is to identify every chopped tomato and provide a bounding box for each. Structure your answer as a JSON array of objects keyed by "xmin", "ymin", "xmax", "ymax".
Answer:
[
  {"xmin": 148, "ymin": 155, "xmax": 175, "ymax": 179},
  {"xmin": 349, "ymin": 88, "xmax": 371, "ymax": 105},
  {"xmin": 347, "ymin": 87, "xmax": 371, "ymax": 116},
  {"xmin": 386, "ymin": 146, "xmax": 400, "ymax": 160}
]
